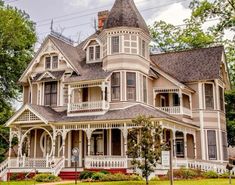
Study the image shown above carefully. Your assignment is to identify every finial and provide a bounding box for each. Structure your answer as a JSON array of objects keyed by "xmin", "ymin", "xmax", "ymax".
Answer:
[{"xmin": 50, "ymin": 19, "xmax": 54, "ymax": 32}]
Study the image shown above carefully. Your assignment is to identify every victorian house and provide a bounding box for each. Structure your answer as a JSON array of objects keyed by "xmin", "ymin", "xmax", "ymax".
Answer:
[{"xmin": 0, "ymin": 0, "xmax": 231, "ymax": 180}]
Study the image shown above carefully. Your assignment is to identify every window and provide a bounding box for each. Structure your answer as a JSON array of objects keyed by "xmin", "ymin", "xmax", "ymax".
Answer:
[
  {"xmin": 111, "ymin": 36, "xmax": 119, "ymax": 54},
  {"xmin": 175, "ymin": 132, "xmax": 184, "ymax": 158},
  {"xmin": 207, "ymin": 130, "xmax": 217, "ymax": 160},
  {"xmin": 45, "ymin": 57, "xmax": 51, "ymax": 69},
  {"xmin": 173, "ymin": 93, "xmax": 180, "ymax": 106},
  {"xmin": 89, "ymin": 47, "xmax": 94, "ymax": 61},
  {"xmin": 143, "ymin": 76, "xmax": 147, "ymax": 103},
  {"xmin": 222, "ymin": 132, "xmax": 228, "ymax": 160},
  {"xmin": 111, "ymin": 72, "xmax": 120, "ymax": 101},
  {"xmin": 44, "ymin": 82, "xmax": 57, "ymax": 106},
  {"xmin": 219, "ymin": 87, "xmax": 224, "ymax": 111},
  {"xmin": 95, "ymin": 46, "xmax": 100, "ymax": 60},
  {"xmin": 205, "ymin": 84, "xmax": 214, "ymax": 109},
  {"xmin": 52, "ymin": 56, "xmax": 58, "ymax": 69},
  {"xmin": 142, "ymin": 40, "xmax": 146, "ymax": 57},
  {"xmin": 126, "ymin": 72, "xmax": 136, "ymax": 101}
]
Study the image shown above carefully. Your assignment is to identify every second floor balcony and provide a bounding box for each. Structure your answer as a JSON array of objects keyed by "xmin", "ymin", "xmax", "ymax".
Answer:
[
  {"xmin": 67, "ymin": 81, "xmax": 110, "ymax": 114},
  {"xmin": 154, "ymin": 87, "xmax": 192, "ymax": 117}
]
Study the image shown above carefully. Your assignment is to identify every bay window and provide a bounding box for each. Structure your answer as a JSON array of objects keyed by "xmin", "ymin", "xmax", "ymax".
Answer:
[
  {"xmin": 111, "ymin": 72, "xmax": 120, "ymax": 101},
  {"xmin": 207, "ymin": 130, "xmax": 217, "ymax": 160},
  {"xmin": 111, "ymin": 36, "xmax": 119, "ymax": 54},
  {"xmin": 205, "ymin": 83, "xmax": 214, "ymax": 109},
  {"xmin": 126, "ymin": 72, "xmax": 136, "ymax": 101},
  {"xmin": 143, "ymin": 76, "xmax": 147, "ymax": 103}
]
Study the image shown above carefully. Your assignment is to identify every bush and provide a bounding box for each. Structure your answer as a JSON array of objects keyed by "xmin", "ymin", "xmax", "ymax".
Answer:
[
  {"xmin": 34, "ymin": 174, "xmax": 61, "ymax": 182},
  {"xmin": 79, "ymin": 171, "xmax": 94, "ymax": 180},
  {"xmin": 203, "ymin": 171, "xmax": 219, "ymax": 178},
  {"xmin": 100, "ymin": 170, "xmax": 110, "ymax": 174},
  {"xmin": 171, "ymin": 168, "xmax": 201, "ymax": 179},
  {"xmin": 219, "ymin": 172, "xmax": 230, "ymax": 178},
  {"xmin": 91, "ymin": 172, "xmax": 106, "ymax": 180},
  {"xmin": 9, "ymin": 173, "xmax": 18, "ymax": 181},
  {"xmin": 150, "ymin": 176, "xmax": 160, "ymax": 181}
]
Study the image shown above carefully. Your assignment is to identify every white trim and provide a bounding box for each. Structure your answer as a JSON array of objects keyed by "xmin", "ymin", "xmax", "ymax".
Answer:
[
  {"xmin": 217, "ymin": 112, "xmax": 223, "ymax": 162},
  {"xmin": 37, "ymin": 71, "xmax": 56, "ymax": 81},
  {"xmin": 82, "ymin": 38, "xmax": 102, "ymax": 51}
]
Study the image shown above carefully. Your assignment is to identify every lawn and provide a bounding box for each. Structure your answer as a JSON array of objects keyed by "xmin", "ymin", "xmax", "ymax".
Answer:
[{"xmin": 63, "ymin": 179, "xmax": 235, "ymax": 185}]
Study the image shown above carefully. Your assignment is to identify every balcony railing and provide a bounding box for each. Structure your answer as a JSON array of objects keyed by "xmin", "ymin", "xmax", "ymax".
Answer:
[
  {"xmin": 85, "ymin": 156, "xmax": 127, "ymax": 169},
  {"xmin": 157, "ymin": 106, "xmax": 192, "ymax": 117},
  {"xmin": 69, "ymin": 101, "xmax": 109, "ymax": 112}
]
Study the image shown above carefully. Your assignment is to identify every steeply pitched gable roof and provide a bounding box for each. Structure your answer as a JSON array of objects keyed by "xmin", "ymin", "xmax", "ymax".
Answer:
[
  {"xmin": 150, "ymin": 46, "xmax": 225, "ymax": 83},
  {"xmin": 103, "ymin": 0, "xmax": 149, "ymax": 34}
]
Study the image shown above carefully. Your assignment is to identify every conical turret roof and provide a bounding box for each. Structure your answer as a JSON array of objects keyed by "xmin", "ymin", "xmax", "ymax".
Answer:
[{"xmin": 103, "ymin": 0, "xmax": 149, "ymax": 34}]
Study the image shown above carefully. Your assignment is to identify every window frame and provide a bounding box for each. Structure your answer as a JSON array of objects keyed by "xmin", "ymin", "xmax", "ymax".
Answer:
[
  {"xmin": 219, "ymin": 86, "xmax": 224, "ymax": 111},
  {"xmin": 207, "ymin": 130, "xmax": 217, "ymax": 160},
  {"xmin": 204, "ymin": 83, "xmax": 215, "ymax": 110},
  {"xmin": 45, "ymin": 56, "xmax": 51, "ymax": 69},
  {"xmin": 45, "ymin": 55, "xmax": 59, "ymax": 70},
  {"xmin": 141, "ymin": 40, "xmax": 146, "ymax": 57},
  {"xmin": 111, "ymin": 72, "xmax": 121, "ymax": 101},
  {"xmin": 44, "ymin": 81, "xmax": 58, "ymax": 106},
  {"xmin": 52, "ymin": 55, "xmax": 58, "ymax": 69},
  {"xmin": 87, "ymin": 45, "xmax": 101, "ymax": 63},
  {"xmin": 111, "ymin": 36, "xmax": 120, "ymax": 54},
  {"xmin": 143, "ymin": 75, "xmax": 147, "ymax": 103},
  {"xmin": 126, "ymin": 72, "xmax": 136, "ymax": 101}
]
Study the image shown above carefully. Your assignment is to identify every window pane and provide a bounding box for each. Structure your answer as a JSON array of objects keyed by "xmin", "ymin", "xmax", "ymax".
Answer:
[
  {"xmin": 95, "ymin": 46, "xmax": 100, "ymax": 60},
  {"xmin": 45, "ymin": 57, "xmax": 51, "ymax": 69},
  {"xmin": 219, "ymin": 87, "xmax": 224, "ymax": 111},
  {"xmin": 222, "ymin": 132, "xmax": 228, "ymax": 160},
  {"xmin": 207, "ymin": 130, "xmax": 217, "ymax": 160},
  {"xmin": 143, "ymin": 76, "xmax": 147, "ymax": 103},
  {"xmin": 173, "ymin": 93, "xmax": 180, "ymax": 106},
  {"xmin": 44, "ymin": 82, "xmax": 57, "ymax": 106},
  {"xmin": 205, "ymin": 84, "xmax": 214, "ymax": 109},
  {"xmin": 89, "ymin": 47, "xmax": 94, "ymax": 61},
  {"xmin": 112, "ymin": 36, "xmax": 119, "ymax": 54},
  {"xmin": 111, "ymin": 72, "xmax": 120, "ymax": 101},
  {"xmin": 52, "ymin": 56, "xmax": 58, "ymax": 69},
  {"xmin": 127, "ymin": 72, "xmax": 136, "ymax": 101},
  {"xmin": 142, "ymin": 40, "xmax": 146, "ymax": 57}
]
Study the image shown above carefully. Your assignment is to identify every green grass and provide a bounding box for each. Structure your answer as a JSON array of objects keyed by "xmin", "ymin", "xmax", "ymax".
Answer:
[
  {"xmin": 63, "ymin": 179, "xmax": 235, "ymax": 185},
  {"xmin": 0, "ymin": 181, "xmax": 37, "ymax": 185}
]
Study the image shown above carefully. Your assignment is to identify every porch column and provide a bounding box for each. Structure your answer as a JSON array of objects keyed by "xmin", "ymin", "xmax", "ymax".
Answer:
[
  {"xmin": 62, "ymin": 129, "xmax": 67, "ymax": 167},
  {"xmin": 172, "ymin": 130, "xmax": 176, "ymax": 158},
  {"xmin": 52, "ymin": 127, "xmax": 56, "ymax": 160},
  {"xmin": 86, "ymin": 126, "xmax": 92, "ymax": 156},
  {"xmin": 68, "ymin": 131, "xmax": 72, "ymax": 167},
  {"xmin": 108, "ymin": 129, "xmax": 112, "ymax": 156},
  {"xmin": 184, "ymin": 133, "xmax": 188, "ymax": 159},
  {"xmin": 101, "ymin": 81, "xmax": 106, "ymax": 109},
  {"xmin": 79, "ymin": 130, "xmax": 83, "ymax": 167},
  {"xmin": 179, "ymin": 89, "xmax": 183, "ymax": 114},
  {"xmin": 34, "ymin": 129, "xmax": 37, "ymax": 158},
  {"xmin": 122, "ymin": 124, "xmax": 128, "ymax": 157},
  {"xmin": 8, "ymin": 129, "xmax": 12, "ymax": 160},
  {"xmin": 193, "ymin": 133, "xmax": 197, "ymax": 159}
]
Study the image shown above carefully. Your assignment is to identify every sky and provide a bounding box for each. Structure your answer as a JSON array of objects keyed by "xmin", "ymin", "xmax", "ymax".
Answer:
[{"xmin": 4, "ymin": 0, "xmax": 193, "ymax": 45}]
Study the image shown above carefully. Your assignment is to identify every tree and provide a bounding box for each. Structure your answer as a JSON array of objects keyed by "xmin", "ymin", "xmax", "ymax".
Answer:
[
  {"xmin": 127, "ymin": 115, "xmax": 162, "ymax": 185},
  {"xmin": 0, "ymin": 1, "xmax": 37, "ymax": 161}
]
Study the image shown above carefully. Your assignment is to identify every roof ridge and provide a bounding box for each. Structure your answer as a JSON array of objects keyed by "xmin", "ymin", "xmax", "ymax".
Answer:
[{"xmin": 150, "ymin": 45, "xmax": 224, "ymax": 56}]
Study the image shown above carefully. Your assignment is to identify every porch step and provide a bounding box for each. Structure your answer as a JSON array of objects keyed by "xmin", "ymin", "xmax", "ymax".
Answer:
[{"xmin": 59, "ymin": 171, "xmax": 81, "ymax": 180}]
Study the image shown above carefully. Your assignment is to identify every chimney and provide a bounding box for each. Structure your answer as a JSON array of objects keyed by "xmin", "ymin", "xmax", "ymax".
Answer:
[{"xmin": 98, "ymin": 10, "xmax": 109, "ymax": 31}]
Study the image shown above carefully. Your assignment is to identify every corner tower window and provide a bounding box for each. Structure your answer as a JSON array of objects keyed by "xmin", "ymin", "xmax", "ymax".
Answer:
[
  {"xmin": 207, "ymin": 130, "xmax": 217, "ymax": 160},
  {"xmin": 126, "ymin": 72, "xmax": 136, "ymax": 101},
  {"xmin": 111, "ymin": 36, "xmax": 119, "ymax": 54},
  {"xmin": 111, "ymin": 72, "xmax": 120, "ymax": 101},
  {"xmin": 205, "ymin": 83, "xmax": 214, "ymax": 109}
]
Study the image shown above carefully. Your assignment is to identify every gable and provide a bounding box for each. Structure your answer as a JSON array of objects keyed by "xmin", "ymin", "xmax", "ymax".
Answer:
[
  {"xmin": 6, "ymin": 105, "xmax": 48, "ymax": 126},
  {"xmin": 19, "ymin": 36, "xmax": 76, "ymax": 84}
]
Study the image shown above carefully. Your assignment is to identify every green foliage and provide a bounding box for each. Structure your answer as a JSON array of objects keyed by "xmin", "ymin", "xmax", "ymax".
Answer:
[
  {"xmin": 225, "ymin": 90, "xmax": 235, "ymax": 146},
  {"xmin": 127, "ymin": 115, "xmax": 162, "ymax": 185},
  {"xmin": 203, "ymin": 171, "xmax": 219, "ymax": 179},
  {"xmin": 170, "ymin": 168, "xmax": 201, "ymax": 180},
  {"xmin": 91, "ymin": 172, "xmax": 106, "ymax": 181},
  {"xmin": 34, "ymin": 173, "xmax": 61, "ymax": 182},
  {"xmin": 79, "ymin": 171, "xmax": 94, "ymax": 180},
  {"xmin": 0, "ymin": 0, "xmax": 36, "ymax": 161}
]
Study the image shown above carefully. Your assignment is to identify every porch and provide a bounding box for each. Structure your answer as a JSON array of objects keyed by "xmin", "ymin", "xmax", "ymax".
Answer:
[
  {"xmin": 67, "ymin": 81, "xmax": 110, "ymax": 114},
  {"xmin": 154, "ymin": 87, "xmax": 192, "ymax": 117}
]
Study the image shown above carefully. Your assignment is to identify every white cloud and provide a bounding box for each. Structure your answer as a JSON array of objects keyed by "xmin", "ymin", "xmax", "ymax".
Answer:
[{"xmin": 147, "ymin": 2, "xmax": 191, "ymax": 26}]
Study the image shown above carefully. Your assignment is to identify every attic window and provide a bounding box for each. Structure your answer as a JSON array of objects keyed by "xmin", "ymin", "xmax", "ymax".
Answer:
[
  {"xmin": 88, "ymin": 45, "xmax": 100, "ymax": 62},
  {"xmin": 45, "ymin": 55, "xmax": 59, "ymax": 69}
]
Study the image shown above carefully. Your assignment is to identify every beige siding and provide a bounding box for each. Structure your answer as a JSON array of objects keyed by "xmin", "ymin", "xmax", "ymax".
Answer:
[
  {"xmin": 187, "ymin": 83, "xmax": 199, "ymax": 110},
  {"xmin": 32, "ymin": 84, "xmax": 37, "ymax": 104},
  {"xmin": 23, "ymin": 86, "xmax": 30, "ymax": 104}
]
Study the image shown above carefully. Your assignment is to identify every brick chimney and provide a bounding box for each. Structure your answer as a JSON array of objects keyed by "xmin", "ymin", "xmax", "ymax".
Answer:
[{"xmin": 98, "ymin": 10, "xmax": 109, "ymax": 31}]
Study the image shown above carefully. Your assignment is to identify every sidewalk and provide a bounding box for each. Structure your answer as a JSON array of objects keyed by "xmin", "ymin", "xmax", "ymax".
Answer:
[{"xmin": 39, "ymin": 181, "xmax": 75, "ymax": 185}]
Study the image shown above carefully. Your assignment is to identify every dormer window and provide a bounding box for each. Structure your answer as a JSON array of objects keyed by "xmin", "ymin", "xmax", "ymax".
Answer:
[
  {"xmin": 111, "ymin": 36, "xmax": 119, "ymax": 54},
  {"xmin": 45, "ymin": 55, "xmax": 59, "ymax": 70},
  {"xmin": 88, "ymin": 45, "xmax": 100, "ymax": 62}
]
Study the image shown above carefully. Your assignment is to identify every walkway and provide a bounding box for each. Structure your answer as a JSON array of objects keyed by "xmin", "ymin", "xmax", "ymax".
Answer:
[{"xmin": 39, "ymin": 181, "xmax": 75, "ymax": 185}]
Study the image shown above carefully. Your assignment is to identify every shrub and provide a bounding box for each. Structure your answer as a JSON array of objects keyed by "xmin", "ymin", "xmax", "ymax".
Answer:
[
  {"xmin": 79, "ymin": 171, "xmax": 94, "ymax": 180},
  {"xmin": 100, "ymin": 170, "xmax": 110, "ymax": 174},
  {"xmin": 203, "ymin": 171, "xmax": 219, "ymax": 178},
  {"xmin": 219, "ymin": 172, "xmax": 230, "ymax": 178},
  {"xmin": 91, "ymin": 172, "xmax": 106, "ymax": 180},
  {"xmin": 171, "ymin": 168, "xmax": 201, "ymax": 179},
  {"xmin": 182, "ymin": 169, "xmax": 198, "ymax": 179},
  {"xmin": 150, "ymin": 176, "xmax": 160, "ymax": 181},
  {"xmin": 34, "ymin": 174, "xmax": 61, "ymax": 182},
  {"xmin": 129, "ymin": 174, "xmax": 143, "ymax": 181},
  {"xmin": 9, "ymin": 173, "xmax": 18, "ymax": 181}
]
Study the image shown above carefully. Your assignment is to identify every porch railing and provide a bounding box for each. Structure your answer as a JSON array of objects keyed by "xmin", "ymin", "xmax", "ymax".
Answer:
[
  {"xmin": 157, "ymin": 106, "xmax": 192, "ymax": 116},
  {"xmin": 85, "ymin": 156, "xmax": 127, "ymax": 169},
  {"xmin": 69, "ymin": 101, "xmax": 109, "ymax": 112}
]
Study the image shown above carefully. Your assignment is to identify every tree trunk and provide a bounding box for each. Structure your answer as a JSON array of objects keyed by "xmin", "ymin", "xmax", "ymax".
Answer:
[{"xmin": 146, "ymin": 176, "xmax": 149, "ymax": 185}]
